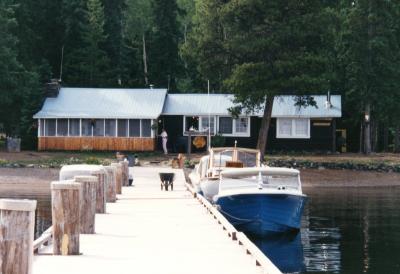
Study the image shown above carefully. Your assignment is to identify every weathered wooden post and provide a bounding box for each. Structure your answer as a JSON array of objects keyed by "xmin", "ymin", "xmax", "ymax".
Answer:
[
  {"xmin": 74, "ymin": 175, "xmax": 97, "ymax": 234},
  {"xmin": 120, "ymin": 160, "xmax": 129, "ymax": 186},
  {"xmin": 111, "ymin": 162, "xmax": 123, "ymax": 194},
  {"xmin": 91, "ymin": 169, "xmax": 107, "ymax": 213},
  {"xmin": 104, "ymin": 166, "xmax": 117, "ymax": 203},
  {"xmin": 0, "ymin": 199, "xmax": 36, "ymax": 274},
  {"xmin": 51, "ymin": 181, "xmax": 81, "ymax": 255}
]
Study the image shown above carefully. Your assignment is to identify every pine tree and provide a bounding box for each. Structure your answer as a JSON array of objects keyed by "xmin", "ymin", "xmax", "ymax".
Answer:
[{"xmin": 150, "ymin": 0, "xmax": 181, "ymax": 90}]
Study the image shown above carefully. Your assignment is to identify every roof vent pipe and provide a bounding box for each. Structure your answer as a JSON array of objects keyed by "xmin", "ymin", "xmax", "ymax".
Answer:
[{"xmin": 325, "ymin": 91, "xmax": 332, "ymax": 109}]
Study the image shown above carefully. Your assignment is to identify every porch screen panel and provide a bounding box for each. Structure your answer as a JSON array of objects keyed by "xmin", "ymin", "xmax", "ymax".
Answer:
[
  {"xmin": 105, "ymin": 119, "xmax": 116, "ymax": 136},
  {"xmin": 277, "ymin": 118, "xmax": 292, "ymax": 137},
  {"xmin": 39, "ymin": 119, "xmax": 45, "ymax": 136},
  {"xmin": 93, "ymin": 119, "xmax": 104, "ymax": 136},
  {"xmin": 81, "ymin": 119, "xmax": 92, "ymax": 136},
  {"xmin": 69, "ymin": 119, "xmax": 80, "ymax": 136},
  {"xmin": 45, "ymin": 119, "xmax": 56, "ymax": 136},
  {"xmin": 129, "ymin": 119, "xmax": 140, "ymax": 137},
  {"xmin": 141, "ymin": 119, "xmax": 151, "ymax": 137},
  {"xmin": 118, "ymin": 119, "xmax": 128, "ymax": 137},
  {"xmin": 219, "ymin": 117, "xmax": 232, "ymax": 134},
  {"xmin": 57, "ymin": 119, "xmax": 68, "ymax": 136}
]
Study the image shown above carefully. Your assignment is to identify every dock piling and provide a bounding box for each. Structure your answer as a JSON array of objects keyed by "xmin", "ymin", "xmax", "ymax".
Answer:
[
  {"xmin": 51, "ymin": 181, "xmax": 81, "ymax": 255},
  {"xmin": 104, "ymin": 166, "xmax": 117, "ymax": 203},
  {"xmin": 0, "ymin": 199, "xmax": 36, "ymax": 274},
  {"xmin": 111, "ymin": 162, "xmax": 123, "ymax": 194},
  {"xmin": 91, "ymin": 169, "xmax": 107, "ymax": 213},
  {"xmin": 74, "ymin": 175, "xmax": 98, "ymax": 234}
]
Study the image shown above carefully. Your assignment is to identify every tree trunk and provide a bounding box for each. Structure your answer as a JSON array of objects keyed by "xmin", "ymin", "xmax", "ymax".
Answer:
[
  {"xmin": 364, "ymin": 103, "xmax": 371, "ymax": 154},
  {"xmin": 383, "ymin": 124, "xmax": 388, "ymax": 152},
  {"xmin": 332, "ymin": 118, "xmax": 336, "ymax": 153},
  {"xmin": 395, "ymin": 124, "xmax": 400, "ymax": 153},
  {"xmin": 257, "ymin": 96, "xmax": 274, "ymax": 160},
  {"xmin": 142, "ymin": 33, "xmax": 149, "ymax": 86},
  {"xmin": 359, "ymin": 122, "xmax": 364, "ymax": 153}
]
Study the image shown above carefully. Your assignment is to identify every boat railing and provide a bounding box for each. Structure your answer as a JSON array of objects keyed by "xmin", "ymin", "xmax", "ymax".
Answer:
[{"xmin": 219, "ymin": 175, "xmax": 301, "ymax": 192}]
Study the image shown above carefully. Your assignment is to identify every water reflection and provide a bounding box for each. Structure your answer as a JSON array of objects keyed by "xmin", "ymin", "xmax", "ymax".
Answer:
[
  {"xmin": 250, "ymin": 232, "xmax": 305, "ymax": 273},
  {"xmin": 248, "ymin": 187, "xmax": 400, "ymax": 274}
]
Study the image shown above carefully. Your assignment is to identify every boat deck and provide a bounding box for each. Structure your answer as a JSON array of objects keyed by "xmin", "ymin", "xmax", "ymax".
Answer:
[{"xmin": 33, "ymin": 167, "xmax": 269, "ymax": 274}]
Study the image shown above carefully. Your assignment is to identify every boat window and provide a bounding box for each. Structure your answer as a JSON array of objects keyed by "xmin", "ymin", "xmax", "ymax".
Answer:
[
  {"xmin": 213, "ymin": 152, "xmax": 233, "ymax": 168},
  {"xmin": 237, "ymin": 151, "xmax": 257, "ymax": 167}
]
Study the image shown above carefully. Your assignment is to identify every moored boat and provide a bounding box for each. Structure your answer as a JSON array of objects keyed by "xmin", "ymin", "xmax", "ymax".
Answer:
[{"xmin": 214, "ymin": 167, "xmax": 307, "ymax": 235}]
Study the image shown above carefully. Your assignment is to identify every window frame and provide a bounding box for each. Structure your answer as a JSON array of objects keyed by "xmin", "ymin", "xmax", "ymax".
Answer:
[
  {"xmin": 183, "ymin": 115, "xmax": 216, "ymax": 136},
  {"xmin": 217, "ymin": 116, "xmax": 251, "ymax": 137},
  {"xmin": 276, "ymin": 118, "xmax": 310, "ymax": 139}
]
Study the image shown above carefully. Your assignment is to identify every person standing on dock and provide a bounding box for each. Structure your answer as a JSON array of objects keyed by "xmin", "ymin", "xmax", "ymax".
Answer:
[{"xmin": 161, "ymin": 129, "xmax": 168, "ymax": 155}]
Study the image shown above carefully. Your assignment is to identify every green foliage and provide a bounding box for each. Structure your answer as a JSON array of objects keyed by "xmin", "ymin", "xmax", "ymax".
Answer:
[{"xmin": 211, "ymin": 134, "xmax": 225, "ymax": 147}]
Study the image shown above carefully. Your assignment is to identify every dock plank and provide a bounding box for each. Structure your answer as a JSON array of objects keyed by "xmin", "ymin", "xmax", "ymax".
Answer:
[{"xmin": 33, "ymin": 167, "xmax": 265, "ymax": 274}]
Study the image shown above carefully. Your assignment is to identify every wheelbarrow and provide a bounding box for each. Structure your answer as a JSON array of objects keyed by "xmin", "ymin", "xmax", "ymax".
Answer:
[{"xmin": 159, "ymin": 173, "xmax": 174, "ymax": 191}]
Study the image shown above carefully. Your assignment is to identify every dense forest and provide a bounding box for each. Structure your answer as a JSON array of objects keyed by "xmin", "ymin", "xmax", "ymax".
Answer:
[{"xmin": 0, "ymin": 0, "xmax": 400, "ymax": 153}]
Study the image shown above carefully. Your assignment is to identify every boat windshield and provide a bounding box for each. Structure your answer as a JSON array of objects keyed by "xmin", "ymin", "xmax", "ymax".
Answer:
[
  {"xmin": 211, "ymin": 149, "xmax": 259, "ymax": 168},
  {"xmin": 219, "ymin": 173, "xmax": 301, "ymax": 192}
]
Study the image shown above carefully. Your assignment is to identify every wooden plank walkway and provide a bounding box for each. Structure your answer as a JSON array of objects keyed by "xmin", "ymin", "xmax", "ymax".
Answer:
[{"xmin": 33, "ymin": 167, "xmax": 267, "ymax": 274}]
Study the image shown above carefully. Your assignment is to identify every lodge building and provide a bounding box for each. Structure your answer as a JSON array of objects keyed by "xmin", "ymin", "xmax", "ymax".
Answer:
[{"xmin": 33, "ymin": 85, "xmax": 342, "ymax": 152}]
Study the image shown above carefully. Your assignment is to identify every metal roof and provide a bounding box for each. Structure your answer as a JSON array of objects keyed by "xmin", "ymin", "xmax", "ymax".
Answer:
[
  {"xmin": 33, "ymin": 88, "xmax": 167, "ymax": 119},
  {"xmin": 162, "ymin": 94, "xmax": 342, "ymax": 118}
]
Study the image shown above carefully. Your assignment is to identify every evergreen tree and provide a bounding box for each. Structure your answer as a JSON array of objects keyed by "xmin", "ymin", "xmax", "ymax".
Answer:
[
  {"xmin": 339, "ymin": 0, "xmax": 400, "ymax": 153},
  {"xmin": 150, "ymin": 0, "xmax": 181, "ymax": 90},
  {"xmin": 103, "ymin": 0, "xmax": 125, "ymax": 86}
]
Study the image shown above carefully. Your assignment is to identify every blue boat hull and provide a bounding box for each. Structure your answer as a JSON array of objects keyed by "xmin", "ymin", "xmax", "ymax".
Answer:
[{"xmin": 216, "ymin": 193, "xmax": 307, "ymax": 235}]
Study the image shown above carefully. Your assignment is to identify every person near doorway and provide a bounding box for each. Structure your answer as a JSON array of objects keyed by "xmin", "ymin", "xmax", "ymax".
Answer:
[{"xmin": 161, "ymin": 129, "xmax": 168, "ymax": 155}]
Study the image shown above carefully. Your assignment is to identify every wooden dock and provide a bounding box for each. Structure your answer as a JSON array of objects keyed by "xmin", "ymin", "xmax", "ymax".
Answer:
[{"xmin": 33, "ymin": 166, "xmax": 280, "ymax": 274}]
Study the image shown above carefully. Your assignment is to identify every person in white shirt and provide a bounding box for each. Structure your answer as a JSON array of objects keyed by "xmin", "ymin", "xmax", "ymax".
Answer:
[{"xmin": 161, "ymin": 129, "xmax": 168, "ymax": 155}]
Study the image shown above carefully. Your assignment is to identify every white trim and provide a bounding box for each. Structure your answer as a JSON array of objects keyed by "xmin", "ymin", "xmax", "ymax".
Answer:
[
  {"xmin": 38, "ymin": 119, "xmax": 41, "ymax": 137},
  {"xmin": 67, "ymin": 119, "xmax": 70, "ymax": 137},
  {"xmin": 115, "ymin": 119, "xmax": 118, "ymax": 137},
  {"xmin": 55, "ymin": 119, "xmax": 58, "ymax": 137},
  {"xmin": 276, "ymin": 118, "xmax": 310, "ymax": 139}
]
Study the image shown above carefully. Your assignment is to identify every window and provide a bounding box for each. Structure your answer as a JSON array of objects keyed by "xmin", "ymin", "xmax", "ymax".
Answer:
[
  {"xmin": 39, "ymin": 119, "xmax": 45, "ymax": 136},
  {"xmin": 200, "ymin": 117, "xmax": 215, "ymax": 135},
  {"xmin": 93, "ymin": 119, "xmax": 104, "ymax": 136},
  {"xmin": 218, "ymin": 116, "xmax": 250, "ymax": 136},
  {"xmin": 69, "ymin": 119, "xmax": 80, "ymax": 136},
  {"xmin": 118, "ymin": 119, "xmax": 128, "ymax": 137},
  {"xmin": 185, "ymin": 116, "xmax": 199, "ymax": 132},
  {"xmin": 276, "ymin": 118, "xmax": 310, "ymax": 138},
  {"xmin": 218, "ymin": 117, "xmax": 233, "ymax": 134},
  {"xmin": 81, "ymin": 119, "xmax": 92, "ymax": 136},
  {"xmin": 105, "ymin": 119, "xmax": 116, "ymax": 136},
  {"xmin": 45, "ymin": 119, "xmax": 56, "ymax": 136},
  {"xmin": 57, "ymin": 119, "xmax": 68, "ymax": 136},
  {"xmin": 141, "ymin": 119, "xmax": 151, "ymax": 137},
  {"xmin": 129, "ymin": 119, "xmax": 140, "ymax": 137},
  {"xmin": 235, "ymin": 118, "xmax": 248, "ymax": 134}
]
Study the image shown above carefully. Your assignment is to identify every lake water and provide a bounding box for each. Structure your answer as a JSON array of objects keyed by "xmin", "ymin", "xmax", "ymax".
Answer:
[{"xmin": 251, "ymin": 187, "xmax": 400, "ymax": 274}]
